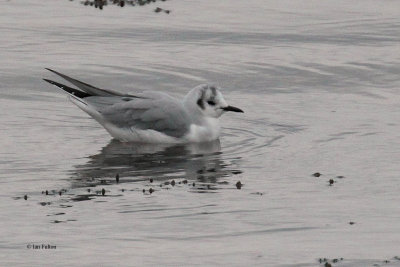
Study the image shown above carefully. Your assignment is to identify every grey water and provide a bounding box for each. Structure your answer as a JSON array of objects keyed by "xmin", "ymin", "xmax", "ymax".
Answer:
[{"xmin": 1, "ymin": 0, "xmax": 400, "ymax": 266}]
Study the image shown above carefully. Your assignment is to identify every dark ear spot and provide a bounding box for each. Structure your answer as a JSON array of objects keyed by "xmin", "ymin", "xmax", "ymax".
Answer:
[
  {"xmin": 210, "ymin": 86, "xmax": 217, "ymax": 96},
  {"xmin": 197, "ymin": 98, "xmax": 205, "ymax": 109}
]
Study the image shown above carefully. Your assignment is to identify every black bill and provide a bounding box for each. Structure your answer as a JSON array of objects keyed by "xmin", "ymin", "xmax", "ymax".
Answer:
[{"xmin": 222, "ymin": 105, "xmax": 244, "ymax": 113}]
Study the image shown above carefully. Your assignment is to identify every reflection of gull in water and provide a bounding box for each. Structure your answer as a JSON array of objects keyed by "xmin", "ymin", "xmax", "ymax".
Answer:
[{"xmin": 70, "ymin": 139, "xmax": 241, "ymax": 189}]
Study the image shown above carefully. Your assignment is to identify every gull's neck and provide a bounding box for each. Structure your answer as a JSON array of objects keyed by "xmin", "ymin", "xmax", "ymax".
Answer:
[{"xmin": 182, "ymin": 86, "xmax": 205, "ymax": 124}]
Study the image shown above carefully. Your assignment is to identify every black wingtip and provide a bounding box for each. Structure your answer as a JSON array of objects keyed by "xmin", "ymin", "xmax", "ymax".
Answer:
[
  {"xmin": 43, "ymin": 78, "xmax": 91, "ymax": 98},
  {"xmin": 43, "ymin": 78, "xmax": 55, "ymax": 84},
  {"xmin": 45, "ymin": 68, "xmax": 56, "ymax": 73}
]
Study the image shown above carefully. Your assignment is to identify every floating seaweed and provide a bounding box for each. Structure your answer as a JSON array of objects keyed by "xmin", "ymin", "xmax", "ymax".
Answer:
[{"xmin": 76, "ymin": 0, "xmax": 170, "ymax": 12}]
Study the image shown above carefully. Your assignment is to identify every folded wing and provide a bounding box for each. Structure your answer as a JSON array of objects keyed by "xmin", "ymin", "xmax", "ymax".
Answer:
[
  {"xmin": 87, "ymin": 92, "xmax": 191, "ymax": 138},
  {"xmin": 43, "ymin": 69, "xmax": 191, "ymax": 139}
]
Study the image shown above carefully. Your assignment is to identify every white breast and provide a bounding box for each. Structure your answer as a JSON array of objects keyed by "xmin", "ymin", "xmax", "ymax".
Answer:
[{"xmin": 184, "ymin": 117, "xmax": 221, "ymax": 143}]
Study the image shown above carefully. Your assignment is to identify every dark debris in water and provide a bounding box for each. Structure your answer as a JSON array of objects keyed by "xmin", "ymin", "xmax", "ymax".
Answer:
[
  {"xmin": 47, "ymin": 212, "xmax": 66, "ymax": 216},
  {"xmin": 142, "ymin": 188, "xmax": 155, "ymax": 195},
  {"xmin": 197, "ymin": 168, "xmax": 215, "ymax": 175},
  {"xmin": 30, "ymin": 167, "xmax": 246, "ymax": 212},
  {"xmin": 318, "ymin": 258, "xmax": 344, "ymax": 266},
  {"xmin": 71, "ymin": 194, "xmax": 96, "ymax": 202},
  {"xmin": 313, "ymin": 172, "xmax": 321, "ymax": 177},
  {"xmin": 154, "ymin": 7, "xmax": 170, "ymax": 14},
  {"xmin": 77, "ymin": 0, "xmax": 170, "ymax": 12}
]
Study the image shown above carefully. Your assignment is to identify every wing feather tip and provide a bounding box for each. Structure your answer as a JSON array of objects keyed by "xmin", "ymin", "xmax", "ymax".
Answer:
[
  {"xmin": 45, "ymin": 68, "xmax": 55, "ymax": 73},
  {"xmin": 43, "ymin": 78, "xmax": 55, "ymax": 84}
]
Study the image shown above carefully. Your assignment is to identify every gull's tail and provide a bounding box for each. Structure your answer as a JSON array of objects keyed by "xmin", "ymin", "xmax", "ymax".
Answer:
[
  {"xmin": 43, "ymin": 70, "xmax": 106, "ymax": 121},
  {"xmin": 43, "ymin": 68, "xmax": 149, "ymax": 134}
]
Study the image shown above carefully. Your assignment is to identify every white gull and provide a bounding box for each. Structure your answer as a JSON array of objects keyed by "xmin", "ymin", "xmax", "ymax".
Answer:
[{"xmin": 43, "ymin": 68, "xmax": 243, "ymax": 143}]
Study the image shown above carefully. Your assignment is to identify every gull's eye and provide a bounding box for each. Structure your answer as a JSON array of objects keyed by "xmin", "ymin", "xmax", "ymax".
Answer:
[{"xmin": 207, "ymin": 100, "xmax": 216, "ymax": 106}]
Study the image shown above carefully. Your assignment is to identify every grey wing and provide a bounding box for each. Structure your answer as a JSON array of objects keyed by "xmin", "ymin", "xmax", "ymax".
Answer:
[{"xmin": 86, "ymin": 93, "xmax": 192, "ymax": 138}]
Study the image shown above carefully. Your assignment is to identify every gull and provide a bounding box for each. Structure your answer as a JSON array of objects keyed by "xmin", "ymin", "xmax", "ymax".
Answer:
[{"xmin": 43, "ymin": 68, "xmax": 243, "ymax": 143}]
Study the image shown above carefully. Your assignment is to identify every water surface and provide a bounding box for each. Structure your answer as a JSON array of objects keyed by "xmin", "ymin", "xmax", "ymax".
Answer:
[{"xmin": 1, "ymin": 0, "xmax": 400, "ymax": 266}]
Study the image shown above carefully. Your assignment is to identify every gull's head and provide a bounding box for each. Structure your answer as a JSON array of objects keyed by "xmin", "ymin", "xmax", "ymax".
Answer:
[{"xmin": 184, "ymin": 84, "xmax": 243, "ymax": 118}]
